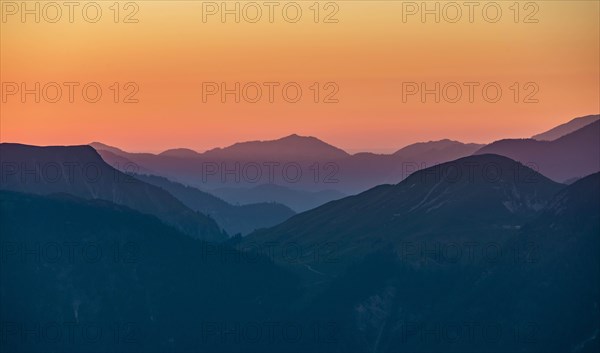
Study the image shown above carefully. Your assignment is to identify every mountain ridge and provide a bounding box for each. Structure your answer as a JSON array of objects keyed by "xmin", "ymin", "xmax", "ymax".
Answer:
[
  {"xmin": 243, "ymin": 153, "xmax": 564, "ymax": 275},
  {"xmin": 475, "ymin": 119, "xmax": 600, "ymax": 182},
  {"xmin": 0, "ymin": 143, "xmax": 226, "ymax": 241},
  {"xmin": 134, "ymin": 173, "xmax": 296, "ymax": 235},
  {"xmin": 532, "ymin": 114, "xmax": 599, "ymax": 141}
]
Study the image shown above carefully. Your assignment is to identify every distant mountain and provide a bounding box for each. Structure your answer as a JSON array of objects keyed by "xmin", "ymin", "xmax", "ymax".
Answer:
[
  {"xmin": 91, "ymin": 136, "xmax": 482, "ymax": 196},
  {"xmin": 211, "ymin": 184, "xmax": 346, "ymax": 212},
  {"xmin": 336, "ymin": 140, "xmax": 484, "ymax": 193},
  {"xmin": 244, "ymin": 154, "xmax": 564, "ymax": 275},
  {"xmin": 0, "ymin": 191, "xmax": 299, "ymax": 352},
  {"xmin": 159, "ymin": 148, "xmax": 200, "ymax": 158},
  {"xmin": 393, "ymin": 139, "xmax": 484, "ymax": 163},
  {"xmin": 90, "ymin": 138, "xmax": 351, "ymax": 193},
  {"xmin": 0, "ymin": 143, "xmax": 226, "ymax": 241},
  {"xmin": 475, "ymin": 120, "xmax": 600, "ymax": 182},
  {"xmin": 202, "ymin": 134, "xmax": 350, "ymax": 160},
  {"xmin": 134, "ymin": 174, "xmax": 295, "ymax": 235},
  {"xmin": 532, "ymin": 114, "xmax": 599, "ymax": 141}
]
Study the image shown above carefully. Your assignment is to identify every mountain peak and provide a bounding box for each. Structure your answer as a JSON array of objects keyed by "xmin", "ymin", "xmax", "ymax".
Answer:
[
  {"xmin": 202, "ymin": 134, "xmax": 349, "ymax": 159},
  {"xmin": 279, "ymin": 133, "xmax": 320, "ymax": 141},
  {"xmin": 394, "ymin": 139, "xmax": 480, "ymax": 154},
  {"xmin": 392, "ymin": 139, "xmax": 485, "ymax": 167},
  {"xmin": 399, "ymin": 153, "xmax": 559, "ymax": 193},
  {"xmin": 159, "ymin": 148, "xmax": 200, "ymax": 158},
  {"xmin": 245, "ymin": 153, "xmax": 563, "ymax": 275}
]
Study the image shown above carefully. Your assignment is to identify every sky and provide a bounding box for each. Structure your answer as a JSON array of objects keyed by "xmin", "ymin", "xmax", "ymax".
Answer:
[{"xmin": 1, "ymin": 0, "xmax": 599, "ymax": 153}]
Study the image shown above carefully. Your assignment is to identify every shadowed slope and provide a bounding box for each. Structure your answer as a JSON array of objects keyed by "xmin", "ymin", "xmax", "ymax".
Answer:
[{"xmin": 0, "ymin": 143, "xmax": 225, "ymax": 241}]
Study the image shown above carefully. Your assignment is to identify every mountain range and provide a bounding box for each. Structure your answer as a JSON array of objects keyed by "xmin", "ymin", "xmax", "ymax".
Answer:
[
  {"xmin": 475, "ymin": 119, "xmax": 600, "ymax": 182},
  {"xmin": 91, "ymin": 114, "xmax": 599, "ymax": 211},
  {"xmin": 90, "ymin": 137, "xmax": 485, "ymax": 210},
  {"xmin": 0, "ymin": 143, "xmax": 226, "ymax": 242},
  {"xmin": 2, "ymin": 153, "xmax": 597, "ymax": 352},
  {"xmin": 133, "ymin": 173, "xmax": 295, "ymax": 235},
  {"xmin": 2, "ymin": 113, "xmax": 599, "ymax": 352},
  {"xmin": 242, "ymin": 154, "xmax": 565, "ymax": 276},
  {"xmin": 90, "ymin": 135, "xmax": 485, "ymax": 194},
  {"xmin": 290, "ymin": 172, "xmax": 599, "ymax": 352},
  {"xmin": 0, "ymin": 190, "xmax": 299, "ymax": 352}
]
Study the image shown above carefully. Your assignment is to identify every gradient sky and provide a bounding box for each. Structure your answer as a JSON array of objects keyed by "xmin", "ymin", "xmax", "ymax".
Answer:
[{"xmin": 1, "ymin": 0, "xmax": 599, "ymax": 153}]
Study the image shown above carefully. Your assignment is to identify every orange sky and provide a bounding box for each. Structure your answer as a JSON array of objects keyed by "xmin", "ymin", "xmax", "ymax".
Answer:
[{"xmin": 1, "ymin": 0, "xmax": 599, "ymax": 153}]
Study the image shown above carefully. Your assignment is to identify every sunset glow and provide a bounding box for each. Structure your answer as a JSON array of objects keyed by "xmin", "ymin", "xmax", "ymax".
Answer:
[{"xmin": 1, "ymin": 0, "xmax": 598, "ymax": 152}]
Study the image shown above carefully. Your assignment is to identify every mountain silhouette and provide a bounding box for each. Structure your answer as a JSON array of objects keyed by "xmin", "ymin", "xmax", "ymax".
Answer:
[
  {"xmin": 134, "ymin": 174, "xmax": 295, "ymax": 235},
  {"xmin": 202, "ymin": 134, "xmax": 350, "ymax": 160},
  {"xmin": 0, "ymin": 190, "xmax": 299, "ymax": 352},
  {"xmin": 532, "ymin": 114, "xmax": 599, "ymax": 141},
  {"xmin": 434, "ymin": 172, "xmax": 600, "ymax": 352},
  {"xmin": 393, "ymin": 139, "xmax": 484, "ymax": 162},
  {"xmin": 295, "ymin": 172, "xmax": 599, "ymax": 353},
  {"xmin": 243, "ymin": 154, "xmax": 564, "ymax": 275},
  {"xmin": 159, "ymin": 148, "xmax": 201, "ymax": 158},
  {"xmin": 336, "ymin": 140, "xmax": 485, "ymax": 193},
  {"xmin": 475, "ymin": 120, "xmax": 600, "ymax": 182},
  {"xmin": 2, "ymin": 146, "xmax": 598, "ymax": 352},
  {"xmin": 91, "ymin": 136, "xmax": 482, "ymax": 198},
  {"xmin": 88, "ymin": 114, "xmax": 596, "ymax": 211},
  {"xmin": 0, "ymin": 143, "xmax": 226, "ymax": 241}
]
